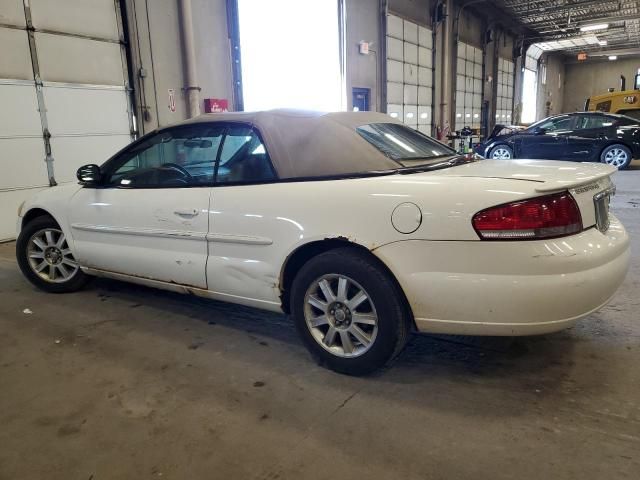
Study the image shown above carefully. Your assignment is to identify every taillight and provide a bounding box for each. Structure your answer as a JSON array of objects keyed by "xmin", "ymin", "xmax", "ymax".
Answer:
[{"xmin": 472, "ymin": 192, "xmax": 582, "ymax": 240}]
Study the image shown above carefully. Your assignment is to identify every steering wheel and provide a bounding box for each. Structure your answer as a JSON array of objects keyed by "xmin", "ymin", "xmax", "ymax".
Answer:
[{"xmin": 160, "ymin": 162, "xmax": 193, "ymax": 180}]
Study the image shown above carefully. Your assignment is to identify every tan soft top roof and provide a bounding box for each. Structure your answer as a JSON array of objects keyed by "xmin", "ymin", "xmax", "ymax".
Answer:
[{"xmin": 182, "ymin": 109, "xmax": 403, "ymax": 178}]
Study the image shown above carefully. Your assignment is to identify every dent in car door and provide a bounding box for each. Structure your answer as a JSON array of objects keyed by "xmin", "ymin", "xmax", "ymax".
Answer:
[
  {"xmin": 68, "ymin": 125, "xmax": 223, "ymax": 288},
  {"xmin": 206, "ymin": 184, "xmax": 285, "ymax": 308},
  {"xmin": 69, "ymin": 188, "xmax": 212, "ymax": 288},
  {"xmin": 206, "ymin": 126, "xmax": 283, "ymax": 309}
]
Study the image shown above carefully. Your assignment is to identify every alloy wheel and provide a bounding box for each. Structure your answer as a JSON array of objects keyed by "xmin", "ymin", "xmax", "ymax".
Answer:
[
  {"xmin": 603, "ymin": 148, "xmax": 628, "ymax": 168},
  {"xmin": 27, "ymin": 228, "xmax": 79, "ymax": 283},
  {"xmin": 491, "ymin": 147, "xmax": 512, "ymax": 160},
  {"xmin": 303, "ymin": 274, "xmax": 378, "ymax": 358}
]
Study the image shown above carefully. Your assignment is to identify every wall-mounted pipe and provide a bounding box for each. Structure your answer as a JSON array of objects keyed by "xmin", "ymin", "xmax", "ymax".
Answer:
[
  {"xmin": 482, "ymin": 24, "xmax": 493, "ymax": 138},
  {"xmin": 379, "ymin": 0, "xmax": 388, "ymax": 113},
  {"xmin": 178, "ymin": 0, "xmax": 201, "ymax": 118},
  {"xmin": 431, "ymin": 1, "xmax": 440, "ymax": 137},
  {"xmin": 439, "ymin": 0, "xmax": 452, "ymax": 133}
]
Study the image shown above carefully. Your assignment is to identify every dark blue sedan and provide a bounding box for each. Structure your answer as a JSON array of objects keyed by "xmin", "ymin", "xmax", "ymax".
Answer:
[{"xmin": 474, "ymin": 112, "xmax": 640, "ymax": 169}]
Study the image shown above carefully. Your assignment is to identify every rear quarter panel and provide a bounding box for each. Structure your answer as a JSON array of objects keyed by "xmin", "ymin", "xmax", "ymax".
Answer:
[{"xmin": 205, "ymin": 173, "xmax": 551, "ymax": 305}]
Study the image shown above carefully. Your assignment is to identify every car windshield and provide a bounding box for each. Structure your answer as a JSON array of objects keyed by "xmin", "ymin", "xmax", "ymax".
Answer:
[{"xmin": 357, "ymin": 123, "xmax": 456, "ymax": 166}]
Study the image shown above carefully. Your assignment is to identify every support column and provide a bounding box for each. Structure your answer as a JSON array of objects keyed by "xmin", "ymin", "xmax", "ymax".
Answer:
[
  {"xmin": 178, "ymin": 0, "xmax": 200, "ymax": 118},
  {"xmin": 437, "ymin": 0, "xmax": 454, "ymax": 136}
]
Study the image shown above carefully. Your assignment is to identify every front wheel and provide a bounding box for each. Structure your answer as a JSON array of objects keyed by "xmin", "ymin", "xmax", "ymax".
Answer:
[
  {"xmin": 600, "ymin": 144, "xmax": 632, "ymax": 169},
  {"xmin": 16, "ymin": 216, "xmax": 90, "ymax": 293},
  {"xmin": 290, "ymin": 248, "xmax": 411, "ymax": 375},
  {"xmin": 489, "ymin": 145, "xmax": 514, "ymax": 160}
]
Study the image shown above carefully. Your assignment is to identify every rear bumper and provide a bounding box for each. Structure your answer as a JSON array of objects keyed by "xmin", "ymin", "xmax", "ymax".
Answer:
[{"xmin": 374, "ymin": 215, "xmax": 630, "ymax": 336}]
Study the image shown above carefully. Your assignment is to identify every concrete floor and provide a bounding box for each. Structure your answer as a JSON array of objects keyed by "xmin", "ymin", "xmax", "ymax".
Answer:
[{"xmin": 1, "ymin": 163, "xmax": 639, "ymax": 480}]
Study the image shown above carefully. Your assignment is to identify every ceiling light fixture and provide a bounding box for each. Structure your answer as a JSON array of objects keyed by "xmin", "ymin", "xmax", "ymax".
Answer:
[
  {"xmin": 608, "ymin": 55, "xmax": 618, "ymax": 60},
  {"xmin": 580, "ymin": 23, "xmax": 609, "ymax": 32}
]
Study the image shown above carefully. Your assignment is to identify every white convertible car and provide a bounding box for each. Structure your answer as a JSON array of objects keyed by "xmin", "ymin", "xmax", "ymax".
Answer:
[{"xmin": 16, "ymin": 110, "xmax": 629, "ymax": 375}]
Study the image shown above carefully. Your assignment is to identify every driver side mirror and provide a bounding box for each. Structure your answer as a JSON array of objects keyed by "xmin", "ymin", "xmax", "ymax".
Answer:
[
  {"xmin": 76, "ymin": 164, "xmax": 103, "ymax": 186},
  {"xmin": 533, "ymin": 126, "xmax": 547, "ymax": 135}
]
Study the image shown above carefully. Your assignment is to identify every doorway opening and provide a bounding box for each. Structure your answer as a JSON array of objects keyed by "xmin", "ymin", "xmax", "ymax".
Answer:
[
  {"xmin": 521, "ymin": 68, "xmax": 537, "ymax": 124},
  {"xmin": 236, "ymin": 0, "xmax": 345, "ymax": 112}
]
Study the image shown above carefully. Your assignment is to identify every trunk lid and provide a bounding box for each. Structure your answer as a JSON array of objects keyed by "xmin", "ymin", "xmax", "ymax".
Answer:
[{"xmin": 435, "ymin": 159, "xmax": 616, "ymax": 193}]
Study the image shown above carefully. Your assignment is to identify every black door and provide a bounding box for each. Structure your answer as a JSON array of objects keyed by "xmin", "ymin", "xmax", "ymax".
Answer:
[
  {"xmin": 517, "ymin": 115, "xmax": 575, "ymax": 160},
  {"xmin": 564, "ymin": 114, "xmax": 618, "ymax": 161}
]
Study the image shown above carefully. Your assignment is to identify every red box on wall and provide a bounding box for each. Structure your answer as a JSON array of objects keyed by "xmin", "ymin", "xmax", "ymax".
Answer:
[{"xmin": 204, "ymin": 98, "xmax": 229, "ymax": 113}]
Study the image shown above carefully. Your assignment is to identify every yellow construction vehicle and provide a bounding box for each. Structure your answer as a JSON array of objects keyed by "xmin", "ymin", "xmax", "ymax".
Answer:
[{"xmin": 585, "ymin": 72, "xmax": 640, "ymax": 121}]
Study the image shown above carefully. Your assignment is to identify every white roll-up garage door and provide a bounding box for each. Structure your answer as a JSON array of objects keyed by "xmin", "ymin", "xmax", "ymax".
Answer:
[
  {"xmin": 0, "ymin": 0, "xmax": 133, "ymax": 241},
  {"xmin": 454, "ymin": 42, "xmax": 483, "ymax": 132},
  {"xmin": 496, "ymin": 57, "xmax": 515, "ymax": 125},
  {"xmin": 385, "ymin": 14, "xmax": 433, "ymax": 136}
]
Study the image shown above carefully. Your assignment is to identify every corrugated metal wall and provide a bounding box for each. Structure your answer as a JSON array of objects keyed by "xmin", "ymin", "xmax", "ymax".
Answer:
[{"xmin": 0, "ymin": 0, "xmax": 133, "ymax": 241}]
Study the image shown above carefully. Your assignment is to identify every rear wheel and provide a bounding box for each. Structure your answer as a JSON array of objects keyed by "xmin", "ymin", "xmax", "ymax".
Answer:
[
  {"xmin": 600, "ymin": 144, "xmax": 632, "ymax": 169},
  {"xmin": 16, "ymin": 216, "xmax": 89, "ymax": 293},
  {"xmin": 290, "ymin": 248, "xmax": 411, "ymax": 375},
  {"xmin": 489, "ymin": 145, "xmax": 513, "ymax": 160}
]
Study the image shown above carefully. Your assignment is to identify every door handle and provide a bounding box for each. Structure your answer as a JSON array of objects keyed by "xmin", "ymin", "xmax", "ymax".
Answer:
[{"xmin": 174, "ymin": 208, "xmax": 199, "ymax": 217}]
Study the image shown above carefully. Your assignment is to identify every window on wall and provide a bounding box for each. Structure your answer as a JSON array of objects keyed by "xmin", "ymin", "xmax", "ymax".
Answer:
[
  {"xmin": 496, "ymin": 57, "xmax": 514, "ymax": 125},
  {"xmin": 455, "ymin": 42, "xmax": 483, "ymax": 132},
  {"xmin": 385, "ymin": 14, "xmax": 433, "ymax": 136}
]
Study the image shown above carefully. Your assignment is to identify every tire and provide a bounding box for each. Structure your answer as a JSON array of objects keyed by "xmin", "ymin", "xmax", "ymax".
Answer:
[
  {"xmin": 16, "ymin": 215, "xmax": 90, "ymax": 293},
  {"xmin": 600, "ymin": 144, "xmax": 632, "ymax": 170},
  {"xmin": 290, "ymin": 247, "xmax": 411, "ymax": 376},
  {"xmin": 489, "ymin": 145, "xmax": 514, "ymax": 160}
]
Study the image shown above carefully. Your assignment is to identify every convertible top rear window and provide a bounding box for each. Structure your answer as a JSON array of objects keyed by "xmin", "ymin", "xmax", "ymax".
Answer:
[{"xmin": 357, "ymin": 123, "xmax": 454, "ymax": 164}]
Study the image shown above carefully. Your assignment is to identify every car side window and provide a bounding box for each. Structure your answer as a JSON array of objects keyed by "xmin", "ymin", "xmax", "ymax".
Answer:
[
  {"xmin": 537, "ymin": 116, "xmax": 573, "ymax": 132},
  {"xmin": 216, "ymin": 126, "xmax": 276, "ymax": 184},
  {"xmin": 619, "ymin": 110, "xmax": 640, "ymax": 122},
  {"xmin": 106, "ymin": 125, "xmax": 224, "ymax": 188},
  {"xmin": 574, "ymin": 115, "xmax": 617, "ymax": 130}
]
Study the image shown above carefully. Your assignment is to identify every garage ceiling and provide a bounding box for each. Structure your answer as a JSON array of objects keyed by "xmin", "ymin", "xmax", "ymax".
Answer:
[{"xmin": 492, "ymin": 0, "xmax": 640, "ymax": 55}]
